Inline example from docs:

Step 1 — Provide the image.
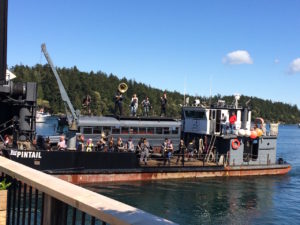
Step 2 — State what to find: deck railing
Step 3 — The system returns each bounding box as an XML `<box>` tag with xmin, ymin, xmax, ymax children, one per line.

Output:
<box><xmin>0</xmin><ymin>156</ymin><xmax>176</xmax><ymax>225</ymax></box>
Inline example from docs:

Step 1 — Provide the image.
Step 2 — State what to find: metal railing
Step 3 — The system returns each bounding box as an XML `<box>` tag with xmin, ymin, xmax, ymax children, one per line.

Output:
<box><xmin>0</xmin><ymin>156</ymin><xmax>176</xmax><ymax>225</ymax></box>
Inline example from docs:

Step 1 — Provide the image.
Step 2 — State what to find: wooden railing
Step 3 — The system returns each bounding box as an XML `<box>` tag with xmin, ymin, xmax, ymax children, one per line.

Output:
<box><xmin>0</xmin><ymin>156</ymin><xmax>176</xmax><ymax>225</ymax></box>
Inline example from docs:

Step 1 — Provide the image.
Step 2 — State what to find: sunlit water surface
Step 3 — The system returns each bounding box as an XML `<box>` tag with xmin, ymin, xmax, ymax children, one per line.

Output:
<box><xmin>82</xmin><ymin>125</ymin><xmax>300</xmax><ymax>225</ymax></box>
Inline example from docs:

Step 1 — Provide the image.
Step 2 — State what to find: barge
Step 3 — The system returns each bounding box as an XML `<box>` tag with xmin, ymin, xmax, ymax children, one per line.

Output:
<box><xmin>1</xmin><ymin>100</ymin><xmax>291</xmax><ymax>184</ymax></box>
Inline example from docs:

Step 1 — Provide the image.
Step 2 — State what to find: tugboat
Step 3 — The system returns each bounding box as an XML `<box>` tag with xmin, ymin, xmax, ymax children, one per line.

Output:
<box><xmin>0</xmin><ymin>1</ymin><xmax>291</xmax><ymax>184</ymax></box>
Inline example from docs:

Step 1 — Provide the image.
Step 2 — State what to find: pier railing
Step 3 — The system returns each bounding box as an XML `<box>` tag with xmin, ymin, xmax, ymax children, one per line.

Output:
<box><xmin>0</xmin><ymin>156</ymin><xmax>176</xmax><ymax>225</ymax></box>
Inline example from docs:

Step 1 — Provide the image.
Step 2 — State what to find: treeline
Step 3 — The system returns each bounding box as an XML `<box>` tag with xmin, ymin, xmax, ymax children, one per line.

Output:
<box><xmin>11</xmin><ymin>64</ymin><xmax>300</xmax><ymax>124</ymax></box>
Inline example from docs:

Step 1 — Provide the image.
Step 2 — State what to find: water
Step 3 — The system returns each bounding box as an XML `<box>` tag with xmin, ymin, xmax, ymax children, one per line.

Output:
<box><xmin>83</xmin><ymin>125</ymin><xmax>300</xmax><ymax>225</ymax></box>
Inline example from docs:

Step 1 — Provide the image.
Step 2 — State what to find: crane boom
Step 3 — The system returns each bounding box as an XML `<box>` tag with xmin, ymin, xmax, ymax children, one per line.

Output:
<box><xmin>41</xmin><ymin>43</ymin><xmax>78</xmax><ymax>129</ymax></box>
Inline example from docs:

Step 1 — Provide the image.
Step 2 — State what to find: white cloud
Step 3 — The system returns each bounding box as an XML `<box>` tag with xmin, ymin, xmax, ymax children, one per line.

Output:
<box><xmin>274</xmin><ymin>58</ymin><xmax>280</xmax><ymax>64</ymax></box>
<box><xmin>289</xmin><ymin>58</ymin><xmax>300</xmax><ymax>74</ymax></box>
<box><xmin>222</xmin><ymin>50</ymin><xmax>253</xmax><ymax>65</ymax></box>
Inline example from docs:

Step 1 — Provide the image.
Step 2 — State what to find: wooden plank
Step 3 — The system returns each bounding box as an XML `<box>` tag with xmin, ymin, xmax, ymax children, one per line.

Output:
<box><xmin>0</xmin><ymin>156</ymin><xmax>176</xmax><ymax>225</ymax></box>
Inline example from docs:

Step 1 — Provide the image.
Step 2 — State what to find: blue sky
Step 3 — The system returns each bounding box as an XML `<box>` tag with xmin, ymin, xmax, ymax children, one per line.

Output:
<box><xmin>6</xmin><ymin>0</ymin><xmax>300</xmax><ymax>107</ymax></box>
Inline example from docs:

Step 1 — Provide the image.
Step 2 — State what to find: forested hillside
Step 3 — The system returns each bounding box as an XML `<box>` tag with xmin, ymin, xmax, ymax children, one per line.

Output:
<box><xmin>11</xmin><ymin>64</ymin><xmax>300</xmax><ymax>124</ymax></box>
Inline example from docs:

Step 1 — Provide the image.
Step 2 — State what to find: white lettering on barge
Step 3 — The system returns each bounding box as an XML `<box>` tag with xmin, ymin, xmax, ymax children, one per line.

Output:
<box><xmin>10</xmin><ymin>150</ymin><xmax>42</xmax><ymax>159</ymax></box>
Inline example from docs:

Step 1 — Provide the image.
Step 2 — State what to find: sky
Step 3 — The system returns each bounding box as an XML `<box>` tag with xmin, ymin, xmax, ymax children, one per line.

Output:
<box><xmin>6</xmin><ymin>0</ymin><xmax>300</xmax><ymax>108</ymax></box>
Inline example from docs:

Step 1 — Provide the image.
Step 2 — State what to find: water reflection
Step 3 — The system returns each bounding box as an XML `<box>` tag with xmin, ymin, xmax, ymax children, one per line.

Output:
<box><xmin>85</xmin><ymin>175</ymin><xmax>291</xmax><ymax>225</ymax></box>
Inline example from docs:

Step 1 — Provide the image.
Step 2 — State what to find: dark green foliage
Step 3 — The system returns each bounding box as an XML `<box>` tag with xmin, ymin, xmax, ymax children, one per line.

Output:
<box><xmin>11</xmin><ymin>64</ymin><xmax>300</xmax><ymax>123</ymax></box>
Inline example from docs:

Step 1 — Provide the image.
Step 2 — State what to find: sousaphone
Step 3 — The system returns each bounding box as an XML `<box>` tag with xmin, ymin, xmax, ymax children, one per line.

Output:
<box><xmin>118</xmin><ymin>83</ymin><xmax>128</xmax><ymax>94</ymax></box>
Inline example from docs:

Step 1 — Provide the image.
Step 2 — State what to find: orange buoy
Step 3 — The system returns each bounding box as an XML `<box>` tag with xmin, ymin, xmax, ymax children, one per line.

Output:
<box><xmin>250</xmin><ymin>131</ymin><xmax>257</xmax><ymax>139</ymax></box>
<box><xmin>231</xmin><ymin>139</ymin><xmax>240</xmax><ymax>150</ymax></box>
<box><xmin>256</xmin><ymin>128</ymin><xmax>263</xmax><ymax>137</ymax></box>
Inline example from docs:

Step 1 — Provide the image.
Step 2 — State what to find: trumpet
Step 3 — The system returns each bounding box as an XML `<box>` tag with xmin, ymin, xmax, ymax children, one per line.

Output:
<box><xmin>118</xmin><ymin>83</ymin><xmax>128</xmax><ymax>94</ymax></box>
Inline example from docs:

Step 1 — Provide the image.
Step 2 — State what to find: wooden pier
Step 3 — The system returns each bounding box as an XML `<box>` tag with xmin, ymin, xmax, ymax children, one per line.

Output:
<box><xmin>0</xmin><ymin>156</ymin><xmax>177</xmax><ymax>225</ymax></box>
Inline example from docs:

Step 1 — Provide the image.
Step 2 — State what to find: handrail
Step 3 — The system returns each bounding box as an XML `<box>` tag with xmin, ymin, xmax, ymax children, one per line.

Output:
<box><xmin>0</xmin><ymin>156</ymin><xmax>176</xmax><ymax>225</ymax></box>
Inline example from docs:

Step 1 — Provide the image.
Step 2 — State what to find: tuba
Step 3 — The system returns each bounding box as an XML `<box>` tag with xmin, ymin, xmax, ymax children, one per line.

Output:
<box><xmin>118</xmin><ymin>83</ymin><xmax>128</xmax><ymax>94</ymax></box>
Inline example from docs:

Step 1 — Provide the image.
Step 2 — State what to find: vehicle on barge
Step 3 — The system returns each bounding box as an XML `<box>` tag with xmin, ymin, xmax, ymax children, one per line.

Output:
<box><xmin>0</xmin><ymin>3</ymin><xmax>291</xmax><ymax>184</ymax></box>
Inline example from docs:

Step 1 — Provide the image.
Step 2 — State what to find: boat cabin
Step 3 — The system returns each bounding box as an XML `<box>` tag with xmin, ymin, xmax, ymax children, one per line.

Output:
<box><xmin>76</xmin><ymin>115</ymin><xmax>181</xmax><ymax>150</ymax></box>
<box><xmin>181</xmin><ymin>97</ymin><xmax>279</xmax><ymax>167</ymax></box>
<box><xmin>182</xmin><ymin>100</ymin><xmax>251</xmax><ymax>136</ymax></box>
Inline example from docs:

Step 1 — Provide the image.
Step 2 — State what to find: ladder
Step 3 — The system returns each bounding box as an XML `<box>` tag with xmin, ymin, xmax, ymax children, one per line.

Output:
<box><xmin>205</xmin><ymin>134</ymin><xmax>216</xmax><ymax>162</ymax></box>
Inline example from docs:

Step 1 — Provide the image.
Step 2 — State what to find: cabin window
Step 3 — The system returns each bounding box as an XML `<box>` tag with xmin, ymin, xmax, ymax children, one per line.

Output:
<box><xmin>252</xmin><ymin>139</ymin><xmax>259</xmax><ymax>160</ymax></box>
<box><xmin>209</xmin><ymin>110</ymin><xmax>216</xmax><ymax>120</ymax></box>
<box><xmin>139</xmin><ymin>127</ymin><xmax>146</xmax><ymax>134</ymax></box>
<box><xmin>172</xmin><ymin>127</ymin><xmax>179</xmax><ymax>134</ymax></box>
<box><xmin>156</xmin><ymin>127</ymin><xmax>163</xmax><ymax>134</ymax></box>
<box><xmin>103</xmin><ymin>126</ymin><xmax>111</xmax><ymax>135</ymax></box>
<box><xmin>185</xmin><ymin>111</ymin><xmax>206</xmax><ymax>119</ymax></box>
<box><xmin>129</xmin><ymin>127</ymin><xmax>138</xmax><ymax>134</ymax></box>
<box><xmin>163</xmin><ymin>127</ymin><xmax>170</xmax><ymax>134</ymax></box>
<box><xmin>112</xmin><ymin>127</ymin><xmax>120</xmax><ymax>134</ymax></box>
<box><xmin>83</xmin><ymin>127</ymin><xmax>92</xmax><ymax>134</ymax></box>
<box><xmin>121</xmin><ymin>127</ymin><xmax>129</xmax><ymax>134</ymax></box>
<box><xmin>93</xmin><ymin>127</ymin><xmax>102</xmax><ymax>134</ymax></box>
<box><xmin>147</xmin><ymin>127</ymin><xmax>154</xmax><ymax>134</ymax></box>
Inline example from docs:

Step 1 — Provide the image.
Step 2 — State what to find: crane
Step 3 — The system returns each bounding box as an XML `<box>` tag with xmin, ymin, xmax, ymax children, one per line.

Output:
<box><xmin>41</xmin><ymin>43</ymin><xmax>78</xmax><ymax>131</ymax></box>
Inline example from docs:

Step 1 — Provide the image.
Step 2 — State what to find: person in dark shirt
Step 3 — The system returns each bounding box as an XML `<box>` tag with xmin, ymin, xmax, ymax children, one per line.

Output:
<box><xmin>76</xmin><ymin>135</ymin><xmax>85</xmax><ymax>151</ymax></box>
<box><xmin>108</xmin><ymin>137</ymin><xmax>116</xmax><ymax>152</ymax></box>
<box><xmin>176</xmin><ymin>139</ymin><xmax>186</xmax><ymax>166</ymax></box>
<box><xmin>160</xmin><ymin>92</ymin><xmax>167</xmax><ymax>117</ymax></box>
<box><xmin>114</xmin><ymin>90</ymin><xmax>124</xmax><ymax>116</ymax></box>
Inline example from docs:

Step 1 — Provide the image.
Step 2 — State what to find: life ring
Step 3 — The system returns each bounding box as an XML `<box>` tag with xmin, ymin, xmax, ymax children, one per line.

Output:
<box><xmin>231</xmin><ymin>139</ymin><xmax>240</xmax><ymax>150</ymax></box>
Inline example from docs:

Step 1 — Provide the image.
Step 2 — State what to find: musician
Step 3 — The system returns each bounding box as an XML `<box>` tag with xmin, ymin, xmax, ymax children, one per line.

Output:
<box><xmin>130</xmin><ymin>94</ymin><xmax>138</xmax><ymax>117</ymax></box>
<box><xmin>176</xmin><ymin>139</ymin><xmax>186</xmax><ymax>166</ymax></box>
<box><xmin>114</xmin><ymin>90</ymin><xmax>123</xmax><ymax>116</ymax></box>
<box><xmin>160</xmin><ymin>92</ymin><xmax>167</xmax><ymax>117</ymax></box>
<box><xmin>141</xmin><ymin>97</ymin><xmax>151</xmax><ymax>117</ymax></box>
<box><xmin>140</xmin><ymin>138</ymin><xmax>150</xmax><ymax>165</ymax></box>
<box><xmin>161</xmin><ymin>138</ymin><xmax>169</xmax><ymax>165</ymax></box>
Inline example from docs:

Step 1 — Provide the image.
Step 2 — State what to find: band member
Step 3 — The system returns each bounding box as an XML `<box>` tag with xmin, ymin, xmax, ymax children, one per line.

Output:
<box><xmin>141</xmin><ymin>97</ymin><xmax>151</xmax><ymax>117</ymax></box>
<box><xmin>140</xmin><ymin>138</ymin><xmax>150</xmax><ymax>165</ymax></box>
<box><xmin>130</xmin><ymin>94</ymin><xmax>138</xmax><ymax>117</ymax></box>
<box><xmin>116</xmin><ymin>137</ymin><xmax>125</xmax><ymax>152</ymax></box>
<box><xmin>114</xmin><ymin>90</ymin><xmax>124</xmax><ymax>116</ymax></box>
<box><xmin>126</xmin><ymin>137</ymin><xmax>135</xmax><ymax>152</ymax></box>
<box><xmin>176</xmin><ymin>139</ymin><xmax>186</xmax><ymax>166</ymax></box>
<box><xmin>160</xmin><ymin>92</ymin><xmax>167</xmax><ymax>117</ymax></box>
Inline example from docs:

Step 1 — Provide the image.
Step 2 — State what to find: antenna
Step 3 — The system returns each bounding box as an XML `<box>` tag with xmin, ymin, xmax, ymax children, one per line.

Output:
<box><xmin>183</xmin><ymin>75</ymin><xmax>186</xmax><ymax>106</ymax></box>
<box><xmin>209</xmin><ymin>75</ymin><xmax>212</xmax><ymax>106</ymax></box>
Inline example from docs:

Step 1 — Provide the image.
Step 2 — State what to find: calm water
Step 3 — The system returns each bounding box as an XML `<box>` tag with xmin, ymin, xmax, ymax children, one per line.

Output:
<box><xmin>83</xmin><ymin>125</ymin><xmax>300</xmax><ymax>225</ymax></box>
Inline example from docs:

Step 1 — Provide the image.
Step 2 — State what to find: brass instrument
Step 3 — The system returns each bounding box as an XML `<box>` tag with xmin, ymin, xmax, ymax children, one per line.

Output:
<box><xmin>118</xmin><ymin>83</ymin><xmax>128</xmax><ymax>94</ymax></box>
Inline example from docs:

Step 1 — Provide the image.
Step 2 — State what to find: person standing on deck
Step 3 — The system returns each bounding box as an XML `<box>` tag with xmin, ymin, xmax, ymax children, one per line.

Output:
<box><xmin>141</xmin><ymin>97</ymin><xmax>151</xmax><ymax>117</ymax></box>
<box><xmin>176</xmin><ymin>139</ymin><xmax>186</xmax><ymax>166</ymax></box>
<box><xmin>140</xmin><ymin>138</ymin><xmax>150</xmax><ymax>165</ymax></box>
<box><xmin>57</xmin><ymin>135</ymin><xmax>67</xmax><ymax>151</ymax></box>
<box><xmin>86</xmin><ymin>138</ymin><xmax>94</xmax><ymax>152</ymax></box>
<box><xmin>162</xmin><ymin>138</ymin><xmax>169</xmax><ymax>165</ymax></box>
<box><xmin>114</xmin><ymin>90</ymin><xmax>124</xmax><ymax>116</ymax></box>
<box><xmin>160</xmin><ymin>92</ymin><xmax>167</xmax><ymax>117</ymax></box>
<box><xmin>220</xmin><ymin>113</ymin><xmax>227</xmax><ymax>135</ymax></box>
<box><xmin>187</xmin><ymin>139</ymin><xmax>196</xmax><ymax>160</ymax></box>
<box><xmin>229</xmin><ymin>112</ymin><xmax>237</xmax><ymax>134</ymax></box>
<box><xmin>165</xmin><ymin>140</ymin><xmax>174</xmax><ymax>166</ymax></box>
<box><xmin>130</xmin><ymin>94</ymin><xmax>138</xmax><ymax>117</ymax></box>
<box><xmin>76</xmin><ymin>135</ymin><xmax>85</xmax><ymax>151</ymax></box>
